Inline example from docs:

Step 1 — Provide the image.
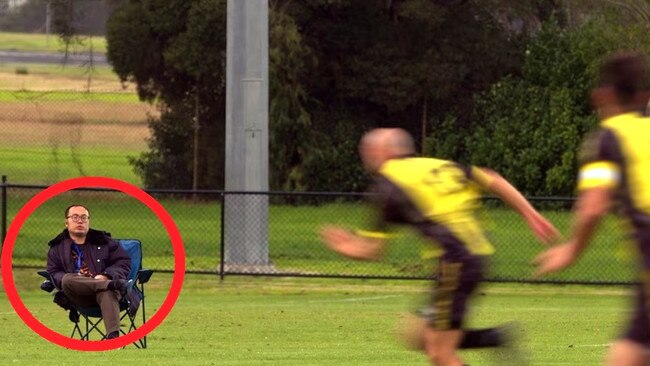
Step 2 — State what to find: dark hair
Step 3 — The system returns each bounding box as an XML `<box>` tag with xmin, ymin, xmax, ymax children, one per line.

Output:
<box><xmin>599</xmin><ymin>51</ymin><xmax>649</xmax><ymax>105</ymax></box>
<box><xmin>65</xmin><ymin>204</ymin><xmax>89</xmax><ymax>218</ymax></box>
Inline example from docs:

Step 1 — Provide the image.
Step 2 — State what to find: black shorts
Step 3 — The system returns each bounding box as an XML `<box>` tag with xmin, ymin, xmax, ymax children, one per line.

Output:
<box><xmin>623</xmin><ymin>281</ymin><xmax>650</xmax><ymax>346</ymax></box>
<box><xmin>421</xmin><ymin>255</ymin><xmax>485</xmax><ymax>330</ymax></box>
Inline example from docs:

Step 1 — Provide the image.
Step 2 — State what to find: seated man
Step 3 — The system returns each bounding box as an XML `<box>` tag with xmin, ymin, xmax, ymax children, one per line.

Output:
<box><xmin>46</xmin><ymin>204</ymin><xmax>131</xmax><ymax>339</ymax></box>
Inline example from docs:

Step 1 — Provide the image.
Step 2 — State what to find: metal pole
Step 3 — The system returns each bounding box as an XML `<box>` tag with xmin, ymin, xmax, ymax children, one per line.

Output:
<box><xmin>219</xmin><ymin>192</ymin><xmax>225</xmax><ymax>280</ymax></box>
<box><xmin>1</xmin><ymin>175</ymin><xmax>6</xmax><ymax>248</ymax></box>
<box><xmin>224</xmin><ymin>0</ymin><xmax>271</xmax><ymax>272</ymax></box>
<box><xmin>45</xmin><ymin>1</ymin><xmax>52</xmax><ymax>46</ymax></box>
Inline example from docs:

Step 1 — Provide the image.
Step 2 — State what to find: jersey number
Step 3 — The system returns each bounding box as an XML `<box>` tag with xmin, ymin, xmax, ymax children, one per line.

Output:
<box><xmin>424</xmin><ymin>164</ymin><xmax>468</xmax><ymax>194</ymax></box>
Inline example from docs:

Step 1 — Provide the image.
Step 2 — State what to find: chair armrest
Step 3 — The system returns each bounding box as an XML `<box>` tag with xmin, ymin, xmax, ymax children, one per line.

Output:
<box><xmin>137</xmin><ymin>269</ymin><xmax>154</xmax><ymax>284</ymax></box>
<box><xmin>37</xmin><ymin>270</ymin><xmax>56</xmax><ymax>292</ymax></box>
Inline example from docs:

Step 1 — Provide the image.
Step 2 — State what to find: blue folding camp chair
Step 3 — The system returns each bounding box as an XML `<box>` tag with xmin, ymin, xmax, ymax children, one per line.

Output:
<box><xmin>39</xmin><ymin>239</ymin><xmax>153</xmax><ymax>348</ymax></box>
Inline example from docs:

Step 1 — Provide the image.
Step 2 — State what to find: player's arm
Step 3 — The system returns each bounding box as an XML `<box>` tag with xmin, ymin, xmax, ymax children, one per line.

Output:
<box><xmin>565</xmin><ymin>185</ymin><xmax>612</xmax><ymax>257</ymax></box>
<box><xmin>472</xmin><ymin>167</ymin><xmax>559</xmax><ymax>244</ymax></box>
<box><xmin>535</xmin><ymin>162</ymin><xmax>616</xmax><ymax>275</ymax></box>
<box><xmin>320</xmin><ymin>226</ymin><xmax>385</xmax><ymax>261</ymax></box>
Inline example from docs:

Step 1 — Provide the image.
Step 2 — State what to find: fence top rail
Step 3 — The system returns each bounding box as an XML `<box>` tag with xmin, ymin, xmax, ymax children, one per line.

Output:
<box><xmin>1</xmin><ymin>178</ymin><xmax>577</xmax><ymax>201</ymax></box>
<box><xmin>1</xmin><ymin>187</ymin><xmax>577</xmax><ymax>200</ymax></box>
<box><xmin>1</xmin><ymin>183</ymin><xmax>370</xmax><ymax>197</ymax></box>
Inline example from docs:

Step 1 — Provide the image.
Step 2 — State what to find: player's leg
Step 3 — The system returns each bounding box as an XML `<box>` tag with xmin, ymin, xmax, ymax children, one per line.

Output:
<box><xmin>460</xmin><ymin>326</ymin><xmax>509</xmax><ymax>348</ymax></box>
<box><xmin>398</xmin><ymin>313</ymin><xmax>508</xmax><ymax>351</ymax></box>
<box><xmin>604</xmin><ymin>339</ymin><xmax>648</xmax><ymax>366</ymax></box>
<box><xmin>423</xmin><ymin>327</ymin><xmax>465</xmax><ymax>366</ymax></box>
<box><xmin>609</xmin><ymin>283</ymin><xmax>650</xmax><ymax>366</ymax></box>
<box><xmin>422</xmin><ymin>258</ymin><xmax>480</xmax><ymax>365</ymax></box>
<box><xmin>397</xmin><ymin>312</ymin><xmax>428</xmax><ymax>351</ymax></box>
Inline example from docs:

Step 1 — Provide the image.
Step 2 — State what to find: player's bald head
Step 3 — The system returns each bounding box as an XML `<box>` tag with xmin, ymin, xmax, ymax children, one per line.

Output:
<box><xmin>359</xmin><ymin>128</ymin><xmax>415</xmax><ymax>171</ymax></box>
<box><xmin>361</xmin><ymin>128</ymin><xmax>414</xmax><ymax>153</ymax></box>
<box><xmin>386</xmin><ymin>128</ymin><xmax>416</xmax><ymax>156</ymax></box>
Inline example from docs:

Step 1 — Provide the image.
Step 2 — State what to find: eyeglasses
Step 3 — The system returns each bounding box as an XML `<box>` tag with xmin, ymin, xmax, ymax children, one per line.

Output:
<box><xmin>66</xmin><ymin>215</ymin><xmax>89</xmax><ymax>223</ymax></box>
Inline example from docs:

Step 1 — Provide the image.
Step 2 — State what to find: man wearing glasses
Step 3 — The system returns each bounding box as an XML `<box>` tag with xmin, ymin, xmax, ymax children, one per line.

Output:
<box><xmin>46</xmin><ymin>204</ymin><xmax>131</xmax><ymax>339</ymax></box>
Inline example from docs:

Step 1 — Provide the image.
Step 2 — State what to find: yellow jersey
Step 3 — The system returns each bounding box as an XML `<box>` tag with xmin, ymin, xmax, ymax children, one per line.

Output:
<box><xmin>360</xmin><ymin>157</ymin><xmax>494</xmax><ymax>259</ymax></box>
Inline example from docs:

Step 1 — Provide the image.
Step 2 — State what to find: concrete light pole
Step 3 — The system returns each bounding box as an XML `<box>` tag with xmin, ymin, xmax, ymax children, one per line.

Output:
<box><xmin>224</xmin><ymin>0</ymin><xmax>272</xmax><ymax>272</ymax></box>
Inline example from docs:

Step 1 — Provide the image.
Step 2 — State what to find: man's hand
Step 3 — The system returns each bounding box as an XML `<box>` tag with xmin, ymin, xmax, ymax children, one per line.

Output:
<box><xmin>533</xmin><ymin>241</ymin><xmax>580</xmax><ymax>276</ymax></box>
<box><xmin>320</xmin><ymin>226</ymin><xmax>383</xmax><ymax>261</ymax></box>
<box><xmin>524</xmin><ymin>211</ymin><xmax>560</xmax><ymax>245</ymax></box>
<box><xmin>94</xmin><ymin>274</ymin><xmax>110</xmax><ymax>281</ymax></box>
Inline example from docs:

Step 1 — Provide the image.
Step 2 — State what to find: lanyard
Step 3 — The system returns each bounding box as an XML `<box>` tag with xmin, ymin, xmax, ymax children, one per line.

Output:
<box><xmin>72</xmin><ymin>244</ymin><xmax>83</xmax><ymax>272</ymax></box>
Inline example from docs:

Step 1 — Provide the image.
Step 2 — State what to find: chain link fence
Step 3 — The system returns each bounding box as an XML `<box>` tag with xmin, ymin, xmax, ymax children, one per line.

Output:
<box><xmin>0</xmin><ymin>88</ymin><xmax>154</xmax><ymax>185</ymax></box>
<box><xmin>0</xmin><ymin>180</ymin><xmax>638</xmax><ymax>285</ymax></box>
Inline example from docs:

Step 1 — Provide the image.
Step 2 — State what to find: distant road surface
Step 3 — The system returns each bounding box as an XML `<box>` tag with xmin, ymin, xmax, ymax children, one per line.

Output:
<box><xmin>0</xmin><ymin>50</ymin><xmax>108</xmax><ymax>66</ymax></box>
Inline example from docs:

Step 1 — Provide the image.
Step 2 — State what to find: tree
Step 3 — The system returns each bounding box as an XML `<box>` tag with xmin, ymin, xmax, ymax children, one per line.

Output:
<box><xmin>268</xmin><ymin>3</ymin><xmax>317</xmax><ymax>191</ymax></box>
<box><xmin>463</xmin><ymin>18</ymin><xmax>650</xmax><ymax>196</ymax></box>
<box><xmin>106</xmin><ymin>0</ymin><xmax>227</xmax><ymax>189</ymax></box>
<box><xmin>276</xmin><ymin>0</ymin><xmax>527</xmax><ymax>191</ymax></box>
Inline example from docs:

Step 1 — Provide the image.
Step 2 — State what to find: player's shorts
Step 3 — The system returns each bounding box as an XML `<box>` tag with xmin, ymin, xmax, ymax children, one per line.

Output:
<box><xmin>419</xmin><ymin>255</ymin><xmax>485</xmax><ymax>330</ymax></box>
<box><xmin>623</xmin><ymin>281</ymin><xmax>650</xmax><ymax>346</ymax></box>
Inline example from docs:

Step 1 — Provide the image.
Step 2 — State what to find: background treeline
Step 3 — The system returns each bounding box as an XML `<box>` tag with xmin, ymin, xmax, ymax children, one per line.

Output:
<box><xmin>25</xmin><ymin>0</ymin><xmax>650</xmax><ymax>194</ymax></box>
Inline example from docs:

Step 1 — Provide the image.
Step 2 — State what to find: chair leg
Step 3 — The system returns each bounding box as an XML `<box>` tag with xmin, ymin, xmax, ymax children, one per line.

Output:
<box><xmin>70</xmin><ymin>321</ymin><xmax>83</xmax><ymax>339</ymax></box>
<box><xmin>141</xmin><ymin>295</ymin><xmax>147</xmax><ymax>348</ymax></box>
<box><xmin>77</xmin><ymin>316</ymin><xmax>104</xmax><ymax>341</ymax></box>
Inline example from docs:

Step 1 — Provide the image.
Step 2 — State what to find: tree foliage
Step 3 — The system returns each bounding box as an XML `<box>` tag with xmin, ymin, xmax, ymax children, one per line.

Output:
<box><xmin>98</xmin><ymin>0</ymin><xmax>650</xmax><ymax>194</ymax></box>
<box><xmin>106</xmin><ymin>0</ymin><xmax>226</xmax><ymax>189</ymax></box>
<box><xmin>462</xmin><ymin>18</ymin><xmax>650</xmax><ymax>196</ymax></box>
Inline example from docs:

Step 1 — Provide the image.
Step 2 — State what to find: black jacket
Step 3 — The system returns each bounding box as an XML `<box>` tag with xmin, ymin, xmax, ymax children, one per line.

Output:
<box><xmin>46</xmin><ymin>229</ymin><xmax>131</xmax><ymax>289</ymax></box>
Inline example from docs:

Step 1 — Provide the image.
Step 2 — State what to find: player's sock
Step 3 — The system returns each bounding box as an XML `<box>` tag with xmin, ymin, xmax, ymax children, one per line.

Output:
<box><xmin>459</xmin><ymin>327</ymin><xmax>504</xmax><ymax>349</ymax></box>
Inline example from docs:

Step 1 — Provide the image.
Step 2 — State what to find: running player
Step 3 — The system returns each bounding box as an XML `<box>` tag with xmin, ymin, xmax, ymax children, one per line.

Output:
<box><xmin>535</xmin><ymin>51</ymin><xmax>650</xmax><ymax>366</ymax></box>
<box><xmin>322</xmin><ymin>128</ymin><xmax>558</xmax><ymax>366</ymax></box>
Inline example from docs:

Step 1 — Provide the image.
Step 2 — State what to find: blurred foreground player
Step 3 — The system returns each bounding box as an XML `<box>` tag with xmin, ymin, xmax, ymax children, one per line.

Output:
<box><xmin>535</xmin><ymin>52</ymin><xmax>650</xmax><ymax>366</ymax></box>
<box><xmin>322</xmin><ymin>128</ymin><xmax>558</xmax><ymax>366</ymax></box>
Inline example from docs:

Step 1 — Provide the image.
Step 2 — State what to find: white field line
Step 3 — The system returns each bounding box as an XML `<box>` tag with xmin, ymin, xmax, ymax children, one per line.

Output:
<box><xmin>241</xmin><ymin>294</ymin><xmax>404</xmax><ymax>307</ymax></box>
<box><xmin>557</xmin><ymin>343</ymin><xmax>612</xmax><ymax>348</ymax></box>
<box><xmin>489</xmin><ymin>307</ymin><xmax>622</xmax><ymax>312</ymax></box>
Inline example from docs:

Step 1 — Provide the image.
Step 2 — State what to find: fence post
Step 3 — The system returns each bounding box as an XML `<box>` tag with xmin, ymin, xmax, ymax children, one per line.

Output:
<box><xmin>1</xmin><ymin>175</ymin><xmax>6</xmax><ymax>257</ymax></box>
<box><xmin>220</xmin><ymin>192</ymin><xmax>225</xmax><ymax>280</ymax></box>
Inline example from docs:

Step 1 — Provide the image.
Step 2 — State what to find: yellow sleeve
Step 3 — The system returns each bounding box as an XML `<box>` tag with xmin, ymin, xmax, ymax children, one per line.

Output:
<box><xmin>577</xmin><ymin>161</ymin><xmax>620</xmax><ymax>190</ymax></box>
<box><xmin>470</xmin><ymin>167</ymin><xmax>494</xmax><ymax>188</ymax></box>
<box><xmin>355</xmin><ymin>230</ymin><xmax>392</xmax><ymax>239</ymax></box>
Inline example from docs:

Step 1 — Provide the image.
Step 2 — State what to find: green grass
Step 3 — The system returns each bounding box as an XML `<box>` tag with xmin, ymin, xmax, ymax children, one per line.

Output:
<box><xmin>0</xmin><ymin>271</ymin><xmax>629</xmax><ymax>365</ymax></box>
<box><xmin>0</xmin><ymin>90</ymin><xmax>141</xmax><ymax>103</ymax></box>
<box><xmin>0</xmin><ymin>62</ymin><xmax>119</xmax><ymax>81</ymax></box>
<box><xmin>0</xmin><ymin>31</ymin><xmax>107</xmax><ymax>54</ymax></box>
<box><xmin>1</xmin><ymin>147</ymin><xmax>144</xmax><ymax>185</ymax></box>
<box><xmin>3</xmin><ymin>192</ymin><xmax>637</xmax><ymax>283</ymax></box>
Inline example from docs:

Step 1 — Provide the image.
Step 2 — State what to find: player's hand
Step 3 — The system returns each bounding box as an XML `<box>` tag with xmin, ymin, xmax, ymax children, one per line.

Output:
<box><xmin>321</xmin><ymin>226</ymin><xmax>354</xmax><ymax>254</ymax></box>
<box><xmin>525</xmin><ymin>212</ymin><xmax>560</xmax><ymax>245</ymax></box>
<box><xmin>321</xmin><ymin>226</ymin><xmax>354</xmax><ymax>244</ymax></box>
<box><xmin>94</xmin><ymin>274</ymin><xmax>109</xmax><ymax>281</ymax></box>
<box><xmin>533</xmin><ymin>241</ymin><xmax>579</xmax><ymax>276</ymax></box>
<box><xmin>320</xmin><ymin>226</ymin><xmax>382</xmax><ymax>261</ymax></box>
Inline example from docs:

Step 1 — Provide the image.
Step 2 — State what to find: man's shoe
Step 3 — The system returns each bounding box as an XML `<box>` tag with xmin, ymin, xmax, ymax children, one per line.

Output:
<box><xmin>40</xmin><ymin>280</ymin><xmax>55</xmax><ymax>292</ymax></box>
<box><xmin>106</xmin><ymin>331</ymin><xmax>119</xmax><ymax>339</ymax></box>
<box><xmin>492</xmin><ymin>322</ymin><xmax>530</xmax><ymax>366</ymax></box>
<box><xmin>68</xmin><ymin>309</ymin><xmax>79</xmax><ymax>323</ymax></box>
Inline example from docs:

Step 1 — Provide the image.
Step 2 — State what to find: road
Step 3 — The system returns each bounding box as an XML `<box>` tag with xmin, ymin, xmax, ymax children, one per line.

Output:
<box><xmin>0</xmin><ymin>50</ymin><xmax>109</xmax><ymax>66</ymax></box>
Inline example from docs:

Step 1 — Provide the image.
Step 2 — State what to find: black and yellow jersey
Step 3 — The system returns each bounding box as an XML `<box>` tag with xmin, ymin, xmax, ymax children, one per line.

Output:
<box><xmin>578</xmin><ymin>112</ymin><xmax>650</xmax><ymax>265</ymax></box>
<box><xmin>359</xmin><ymin>157</ymin><xmax>494</xmax><ymax>259</ymax></box>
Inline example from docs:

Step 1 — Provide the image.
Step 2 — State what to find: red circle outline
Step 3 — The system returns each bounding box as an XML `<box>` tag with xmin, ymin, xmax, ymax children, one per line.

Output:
<box><xmin>1</xmin><ymin>177</ymin><xmax>185</xmax><ymax>351</ymax></box>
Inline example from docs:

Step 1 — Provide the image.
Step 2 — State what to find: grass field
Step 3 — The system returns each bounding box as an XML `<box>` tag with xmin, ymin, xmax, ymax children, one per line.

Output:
<box><xmin>0</xmin><ymin>64</ymin><xmax>153</xmax><ymax>185</ymax></box>
<box><xmin>0</xmin><ymin>31</ymin><xmax>107</xmax><ymax>54</ymax></box>
<box><xmin>0</xmin><ymin>31</ymin><xmax>151</xmax><ymax>186</ymax></box>
<box><xmin>0</xmin><ymin>90</ymin><xmax>141</xmax><ymax>103</ymax></box>
<box><xmin>0</xmin><ymin>270</ymin><xmax>632</xmax><ymax>365</ymax></box>
<box><xmin>0</xmin><ymin>62</ymin><xmax>121</xmax><ymax>84</ymax></box>
<box><xmin>2</xmin><ymin>188</ymin><xmax>636</xmax><ymax>283</ymax></box>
